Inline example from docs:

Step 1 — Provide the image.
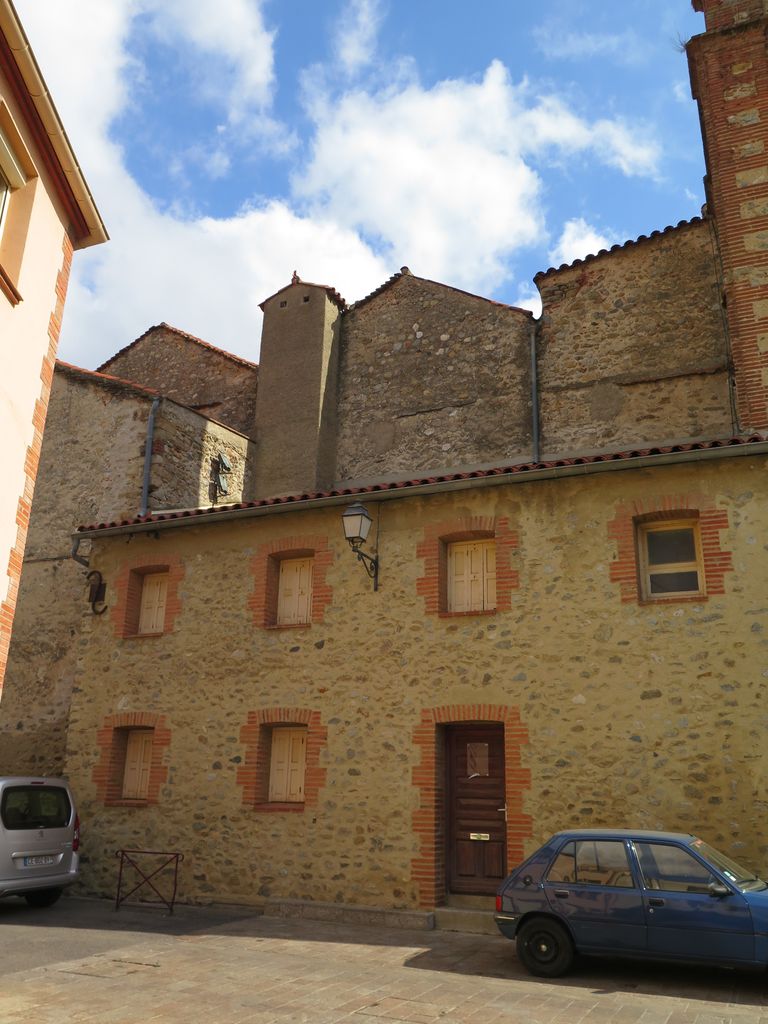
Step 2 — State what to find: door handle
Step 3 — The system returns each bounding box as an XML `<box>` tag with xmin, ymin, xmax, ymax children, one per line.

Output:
<box><xmin>553</xmin><ymin>890</ymin><xmax>569</xmax><ymax>899</ymax></box>
<box><xmin>497</xmin><ymin>805</ymin><xmax>507</xmax><ymax>822</ymax></box>
<box><xmin>648</xmin><ymin>897</ymin><xmax>665</xmax><ymax>907</ymax></box>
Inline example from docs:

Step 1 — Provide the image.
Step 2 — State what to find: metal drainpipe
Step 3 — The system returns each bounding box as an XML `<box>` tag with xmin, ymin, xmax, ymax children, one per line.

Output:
<box><xmin>139</xmin><ymin>398</ymin><xmax>161</xmax><ymax>517</ymax></box>
<box><xmin>530</xmin><ymin>318</ymin><xmax>541</xmax><ymax>464</ymax></box>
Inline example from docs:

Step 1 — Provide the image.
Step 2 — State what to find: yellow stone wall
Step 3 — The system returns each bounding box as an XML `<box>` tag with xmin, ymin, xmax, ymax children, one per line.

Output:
<box><xmin>65</xmin><ymin>452</ymin><xmax>768</xmax><ymax>908</ymax></box>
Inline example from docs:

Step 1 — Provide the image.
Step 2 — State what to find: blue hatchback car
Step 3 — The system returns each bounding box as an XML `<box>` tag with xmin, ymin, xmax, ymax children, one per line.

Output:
<box><xmin>495</xmin><ymin>829</ymin><xmax>768</xmax><ymax>977</ymax></box>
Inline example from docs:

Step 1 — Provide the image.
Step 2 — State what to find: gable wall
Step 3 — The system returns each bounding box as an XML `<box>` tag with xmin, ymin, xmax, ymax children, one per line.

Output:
<box><xmin>335</xmin><ymin>274</ymin><xmax>534</xmax><ymax>483</ymax></box>
<box><xmin>536</xmin><ymin>220</ymin><xmax>734</xmax><ymax>454</ymax></box>
<box><xmin>102</xmin><ymin>326</ymin><xmax>259</xmax><ymax>437</ymax></box>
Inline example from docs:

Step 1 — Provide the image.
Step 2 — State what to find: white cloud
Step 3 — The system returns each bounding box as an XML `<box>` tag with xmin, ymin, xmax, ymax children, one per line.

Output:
<box><xmin>14</xmin><ymin>2</ymin><xmax>663</xmax><ymax>368</ymax></box>
<box><xmin>143</xmin><ymin>0</ymin><xmax>276</xmax><ymax>124</ymax></box>
<box><xmin>674</xmin><ymin>80</ymin><xmax>690</xmax><ymax>104</ymax></box>
<box><xmin>534</xmin><ymin>25</ymin><xmax>651</xmax><ymax>66</ymax></box>
<box><xmin>548</xmin><ymin>218</ymin><xmax>619</xmax><ymax>269</ymax></box>
<box><xmin>514</xmin><ymin>283</ymin><xmax>542</xmax><ymax>318</ymax></box>
<box><xmin>336</xmin><ymin>0</ymin><xmax>383</xmax><ymax>76</ymax></box>
<box><xmin>295</xmin><ymin>61</ymin><xmax>659</xmax><ymax>293</ymax></box>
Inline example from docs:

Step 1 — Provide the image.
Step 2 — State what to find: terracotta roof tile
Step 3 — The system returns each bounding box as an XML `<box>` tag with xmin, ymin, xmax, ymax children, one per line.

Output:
<box><xmin>349</xmin><ymin>266</ymin><xmax>531</xmax><ymax>314</ymax></box>
<box><xmin>97</xmin><ymin>323</ymin><xmax>259</xmax><ymax>373</ymax></box>
<box><xmin>534</xmin><ymin>217</ymin><xmax>705</xmax><ymax>281</ymax></box>
<box><xmin>258</xmin><ymin>275</ymin><xmax>347</xmax><ymax>312</ymax></box>
<box><xmin>78</xmin><ymin>433</ymin><xmax>767</xmax><ymax>534</ymax></box>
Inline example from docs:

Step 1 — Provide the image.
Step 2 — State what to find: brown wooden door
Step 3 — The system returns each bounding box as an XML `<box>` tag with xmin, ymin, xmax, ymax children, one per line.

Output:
<box><xmin>447</xmin><ymin>725</ymin><xmax>506</xmax><ymax>894</ymax></box>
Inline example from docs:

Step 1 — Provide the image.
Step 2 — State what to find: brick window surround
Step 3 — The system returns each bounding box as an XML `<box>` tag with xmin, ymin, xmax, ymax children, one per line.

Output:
<box><xmin>248</xmin><ymin>535</ymin><xmax>333</xmax><ymax>628</ymax></box>
<box><xmin>92</xmin><ymin>711</ymin><xmax>171</xmax><ymax>806</ymax></box>
<box><xmin>416</xmin><ymin>516</ymin><xmax>519</xmax><ymax>617</ymax></box>
<box><xmin>608</xmin><ymin>495</ymin><xmax>733</xmax><ymax>604</ymax></box>
<box><xmin>411</xmin><ymin>704</ymin><xmax>532</xmax><ymax>909</ymax></box>
<box><xmin>237</xmin><ymin>707</ymin><xmax>328</xmax><ymax>812</ymax></box>
<box><xmin>110</xmin><ymin>554</ymin><xmax>185</xmax><ymax>638</ymax></box>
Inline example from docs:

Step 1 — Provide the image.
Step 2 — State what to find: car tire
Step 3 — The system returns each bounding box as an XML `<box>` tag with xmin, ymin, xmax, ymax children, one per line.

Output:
<box><xmin>516</xmin><ymin>917</ymin><xmax>574</xmax><ymax>977</ymax></box>
<box><xmin>24</xmin><ymin>887</ymin><xmax>63</xmax><ymax>908</ymax></box>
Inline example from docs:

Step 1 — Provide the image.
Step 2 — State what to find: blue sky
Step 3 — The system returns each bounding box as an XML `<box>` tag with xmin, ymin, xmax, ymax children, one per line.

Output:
<box><xmin>16</xmin><ymin>0</ymin><xmax>705</xmax><ymax>368</ymax></box>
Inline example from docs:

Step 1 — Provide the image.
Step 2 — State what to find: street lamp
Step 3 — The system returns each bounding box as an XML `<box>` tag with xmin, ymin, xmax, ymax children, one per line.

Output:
<box><xmin>341</xmin><ymin>502</ymin><xmax>379</xmax><ymax>591</ymax></box>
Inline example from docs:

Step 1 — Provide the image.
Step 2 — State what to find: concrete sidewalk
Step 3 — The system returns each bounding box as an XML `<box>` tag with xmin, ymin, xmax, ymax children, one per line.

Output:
<box><xmin>0</xmin><ymin>898</ymin><xmax>767</xmax><ymax>1023</ymax></box>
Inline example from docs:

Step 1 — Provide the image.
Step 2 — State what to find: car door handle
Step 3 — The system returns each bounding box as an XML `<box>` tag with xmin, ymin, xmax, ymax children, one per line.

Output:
<box><xmin>648</xmin><ymin>897</ymin><xmax>665</xmax><ymax>907</ymax></box>
<box><xmin>553</xmin><ymin>890</ymin><xmax>569</xmax><ymax>899</ymax></box>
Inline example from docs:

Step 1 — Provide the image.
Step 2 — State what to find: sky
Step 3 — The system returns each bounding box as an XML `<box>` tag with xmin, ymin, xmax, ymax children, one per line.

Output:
<box><xmin>15</xmin><ymin>0</ymin><xmax>706</xmax><ymax>369</ymax></box>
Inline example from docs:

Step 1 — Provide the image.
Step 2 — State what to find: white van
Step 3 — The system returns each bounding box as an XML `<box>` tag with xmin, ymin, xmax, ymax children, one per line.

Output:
<box><xmin>0</xmin><ymin>777</ymin><xmax>80</xmax><ymax>907</ymax></box>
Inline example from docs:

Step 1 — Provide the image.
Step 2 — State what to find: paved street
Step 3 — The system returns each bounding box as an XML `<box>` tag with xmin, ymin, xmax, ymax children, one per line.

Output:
<box><xmin>1</xmin><ymin>897</ymin><xmax>767</xmax><ymax>1023</ymax></box>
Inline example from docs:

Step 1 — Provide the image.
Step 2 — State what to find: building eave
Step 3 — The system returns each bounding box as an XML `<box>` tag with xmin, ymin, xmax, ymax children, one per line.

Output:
<box><xmin>0</xmin><ymin>0</ymin><xmax>107</xmax><ymax>249</ymax></box>
<box><xmin>74</xmin><ymin>434</ymin><xmax>768</xmax><ymax>540</ymax></box>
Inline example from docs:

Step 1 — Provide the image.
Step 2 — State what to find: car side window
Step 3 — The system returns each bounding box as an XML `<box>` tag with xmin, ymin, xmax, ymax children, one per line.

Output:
<box><xmin>547</xmin><ymin>840</ymin><xmax>634</xmax><ymax>888</ymax></box>
<box><xmin>635</xmin><ymin>842</ymin><xmax>718</xmax><ymax>894</ymax></box>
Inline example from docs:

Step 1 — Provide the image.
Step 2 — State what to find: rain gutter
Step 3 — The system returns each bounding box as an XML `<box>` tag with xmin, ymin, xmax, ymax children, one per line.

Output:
<box><xmin>73</xmin><ymin>439</ymin><xmax>768</xmax><ymax>542</ymax></box>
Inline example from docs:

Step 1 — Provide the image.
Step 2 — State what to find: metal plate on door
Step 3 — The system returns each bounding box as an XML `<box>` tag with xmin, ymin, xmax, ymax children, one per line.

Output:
<box><xmin>469</xmin><ymin>832</ymin><xmax>490</xmax><ymax>841</ymax></box>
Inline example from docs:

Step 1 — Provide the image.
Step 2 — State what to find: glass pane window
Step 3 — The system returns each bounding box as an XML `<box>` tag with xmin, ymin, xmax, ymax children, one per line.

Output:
<box><xmin>466</xmin><ymin>742</ymin><xmax>489</xmax><ymax>778</ymax></box>
<box><xmin>1</xmin><ymin>786</ymin><xmax>70</xmax><ymax>829</ymax></box>
<box><xmin>637</xmin><ymin>521</ymin><xmax>703</xmax><ymax>600</ymax></box>
<box><xmin>646</xmin><ymin>529</ymin><xmax>697</xmax><ymax>565</ymax></box>
<box><xmin>635</xmin><ymin>842</ymin><xmax>717</xmax><ymax>894</ymax></box>
<box><xmin>546</xmin><ymin>840</ymin><xmax>634</xmax><ymax>887</ymax></box>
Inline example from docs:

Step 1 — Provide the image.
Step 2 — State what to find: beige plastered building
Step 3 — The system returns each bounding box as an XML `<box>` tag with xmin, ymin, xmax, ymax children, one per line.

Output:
<box><xmin>0</xmin><ymin>0</ymin><xmax>106</xmax><ymax>689</ymax></box>
<box><xmin>2</xmin><ymin>0</ymin><xmax>768</xmax><ymax>922</ymax></box>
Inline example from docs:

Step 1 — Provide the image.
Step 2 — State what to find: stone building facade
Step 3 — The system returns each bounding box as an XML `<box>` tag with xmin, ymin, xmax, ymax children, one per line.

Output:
<box><xmin>2</xmin><ymin>0</ymin><xmax>768</xmax><ymax>917</ymax></box>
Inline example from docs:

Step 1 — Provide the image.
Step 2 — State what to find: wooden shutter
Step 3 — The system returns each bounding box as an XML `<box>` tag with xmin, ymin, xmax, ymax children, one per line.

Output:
<box><xmin>268</xmin><ymin>727</ymin><xmax>307</xmax><ymax>802</ymax></box>
<box><xmin>122</xmin><ymin>730</ymin><xmax>153</xmax><ymax>799</ymax></box>
<box><xmin>138</xmin><ymin>573</ymin><xmax>168</xmax><ymax>634</ymax></box>
<box><xmin>277</xmin><ymin>558</ymin><xmax>313</xmax><ymax>625</ymax></box>
<box><xmin>448</xmin><ymin>541</ymin><xmax>495</xmax><ymax>612</ymax></box>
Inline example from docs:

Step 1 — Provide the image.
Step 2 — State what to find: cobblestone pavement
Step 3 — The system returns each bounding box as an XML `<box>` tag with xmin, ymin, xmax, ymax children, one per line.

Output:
<box><xmin>1</xmin><ymin>898</ymin><xmax>768</xmax><ymax>1023</ymax></box>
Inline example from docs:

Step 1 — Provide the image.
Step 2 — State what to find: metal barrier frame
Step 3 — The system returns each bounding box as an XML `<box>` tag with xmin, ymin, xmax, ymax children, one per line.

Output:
<box><xmin>115</xmin><ymin>849</ymin><xmax>184</xmax><ymax>914</ymax></box>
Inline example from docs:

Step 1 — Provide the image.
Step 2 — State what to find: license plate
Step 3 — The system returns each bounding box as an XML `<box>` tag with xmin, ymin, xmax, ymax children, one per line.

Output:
<box><xmin>23</xmin><ymin>855</ymin><xmax>55</xmax><ymax>867</ymax></box>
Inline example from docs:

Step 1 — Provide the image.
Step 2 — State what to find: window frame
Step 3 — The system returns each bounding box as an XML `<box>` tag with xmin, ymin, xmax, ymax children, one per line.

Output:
<box><xmin>0</xmin><ymin>107</ymin><xmax>35</xmax><ymax>305</ymax></box>
<box><xmin>137</xmin><ymin>571</ymin><xmax>169</xmax><ymax>635</ymax></box>
<box><xmin>267</xmin><ymin>725</ymin><xmax>307</xmax><ymax>804</ymax></box>
<box><xmin>276</xmin><ymin>556</ymin><xmax>313</xmax><ymax>627</ymax></box>
<box><xmin>120</xmin><ymin>728</ymin><xmax>154</xmax><ymax>801</ymax></box>
<box><xmin>446</xmin><ymin>538</ymin><xmax>497</xmax><ymax>614</ymax></box>
<box><xmin>636</xmin><ymin>518</ymin><xmax>705</xmax><ymax>601</ymax></box>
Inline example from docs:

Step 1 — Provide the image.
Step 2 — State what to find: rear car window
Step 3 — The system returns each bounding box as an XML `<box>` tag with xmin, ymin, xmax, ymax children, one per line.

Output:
<box><xmin>547</xmin><ymin>840</ymin><xmax>635</xmax><ymax>888</ymax></box>
<box><xmin>1</xmin><ymin>786</ymin><xmax>71</xmax><ymax>830</ymax></box>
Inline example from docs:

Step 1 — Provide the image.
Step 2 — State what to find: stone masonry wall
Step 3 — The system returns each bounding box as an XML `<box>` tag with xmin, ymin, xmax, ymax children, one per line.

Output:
<box><xmin>0</xmin><ymin>368</ymin><xmax>150</xmax><ymax>775</ymax></box>
<box><xmin>536</xmin><ymin>219</ymin><xmax>734</xmax><ymax>454</ymax></box>
<box><xmin>0</xmin><ymin>368</ymin><xmax>251</xmax><ymax>776</ymax></box>
<box><xmin>64</xmin><ymin>453</ymin><xmax>768</xmax><ymax>910</ymax></box>
<box><xmin>100</xmin><ymin>325</ymin><xmax>259</xmax><ymax>438</ymax></box>
<box><xmin>152</xmin><ymin>402</ymin><xmax>251</xmax><ymax>510</ymax></box>
<box><xmin>335</xmin><ymin>273</ymin><xmax>535</xmax><ymax>483</ymax></box>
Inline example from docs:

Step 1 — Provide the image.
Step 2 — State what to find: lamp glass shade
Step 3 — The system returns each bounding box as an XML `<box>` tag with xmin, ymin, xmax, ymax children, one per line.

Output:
<box><xmin>342</xmin><ymin>503</ymin><xmax>372</xmax><ymax>545</ymax></box>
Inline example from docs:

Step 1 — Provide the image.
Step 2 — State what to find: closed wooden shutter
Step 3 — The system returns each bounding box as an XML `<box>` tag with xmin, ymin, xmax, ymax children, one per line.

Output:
<box><xmin>448</xmin><ymin>541</ymin><xmax>496</xmax><ymax>612</ymax></box>
<box><xmin>138</xmin><ymin>573</ymin><xmax>168</xmax><ymax>634</ymax></box>
<box><xmin>122</xmin><ymin>730</ymin><xmax>153</xmax><ymax>799</ymax></box>
<box><xmin>277</xmin><ymin>558</ymin><xmax>313</xmax><ymax>625</ymax></box>
<box><xmin>268</xmin><ymin>727</ymin><xmax>307</xmax><ymax>802</ymax></box>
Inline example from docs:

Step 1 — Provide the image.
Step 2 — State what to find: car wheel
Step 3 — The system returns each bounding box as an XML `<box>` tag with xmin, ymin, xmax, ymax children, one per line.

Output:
<box><xmin>24</xmin><ymin>887</ymin><xmax>63</xmax><ymax>908</ymax></box>
<box><xmin>516</xmin><ymin>917</ymin><xmax>574</xmax><ymax>977</ymax></box>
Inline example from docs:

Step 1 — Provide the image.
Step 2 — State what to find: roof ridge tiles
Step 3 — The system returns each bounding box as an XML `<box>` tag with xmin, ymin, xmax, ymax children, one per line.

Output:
<box><xmin>76</xmin><ymin>432</ymin><xmax>768</xmax><ymax>534</ymax></box>
<box><xmin>96</xmin><ymin>322</ymin><xmax>258</xmax><ymax>373</ymax></box>
<box><xmin>534</xmin><ymin>216</ymin><xmax>705</xmax><ymax>280</ymax></box>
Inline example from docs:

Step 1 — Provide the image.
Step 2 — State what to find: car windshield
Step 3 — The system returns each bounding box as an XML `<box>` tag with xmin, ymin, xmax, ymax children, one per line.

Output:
<box><xmin>692</xmin><ymin>838</ymin><xmax>767</xmax><ymax>891</ymax></box>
